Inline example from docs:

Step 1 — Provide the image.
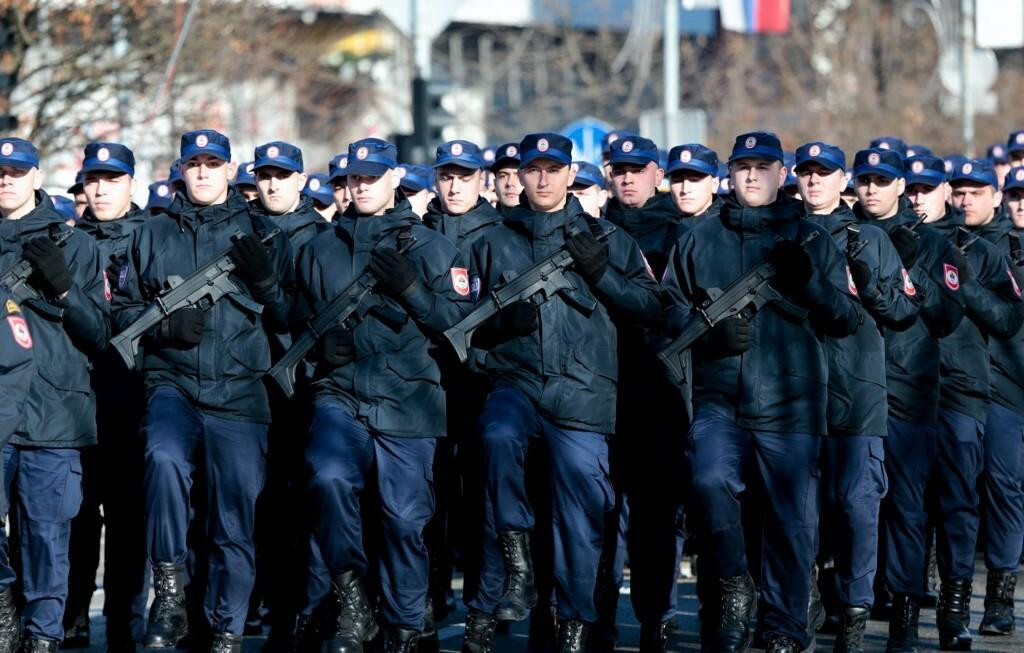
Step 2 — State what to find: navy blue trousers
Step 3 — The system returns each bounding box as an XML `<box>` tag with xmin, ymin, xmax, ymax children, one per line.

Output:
<box><xmin>467</xmin><ymin>384</ymin><xmax>614</xmax><ymax>622</ymax></box>
<box><xmin>982</xmin><ymin>402</ymin><xmax>1024</xmax><ymax>571</ymax></box>
<box><xmin>935</xmin><ymin>408</ymin><xmax>984</xmax><ymax>582</ymax></box>
<box><xmin>142</xmin><ymin>386</ymin><xmax>267</xmax><ymax>635</ymax></box>
<box><xmin>687</xmin><ymin>409</ymin><xmax>821</xmax><ymax>648</ymax></box>
<box><xmin>819</xmin><ymin>436</ymin><xmax>887</xmax><ymax>608</ymax></box>
<box><xmin>305</xmin><ymin>401</ymin><xmax>436</xmax><ymax>630</ymax></box>
<box><xmin>0</xmin><ymin>445</ymin><xmax>82</xmax><ymax>641</ymax></box>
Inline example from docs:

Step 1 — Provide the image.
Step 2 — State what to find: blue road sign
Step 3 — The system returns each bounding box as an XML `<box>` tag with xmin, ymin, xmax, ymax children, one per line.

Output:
<box><xmin>562</xmin><ymin>117</ymin><xmax>615</xmax><ymax>166</ymax></box>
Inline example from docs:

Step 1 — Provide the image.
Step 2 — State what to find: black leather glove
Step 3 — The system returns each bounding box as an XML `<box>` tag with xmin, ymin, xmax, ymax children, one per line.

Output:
<box><xmin>229</xmin><ymin>235</ymin><xmax>277</xmax><ymax>289</ymax></box>
<box><xmin>890</xmin><ymin>226</ymin><xmax>920</xmax><ymax>268</ymax></box>
<box><xmin>23</xmin><ymin>236</ymin><xmax>72</xmax><ymax>297</ymax></box>
<box><xmin>160</xmin><ymin>307</ymin><xmax>205</xmax><ymax>348</ymax></box>
<box><xmin>848</xmin><ymin>258</ymin><xmax>873</xmax><ymax>294</ymax></box>
<box><xmin>495</xmin><ymin>300</ymin><xmax>539</xmax><ymax>336</ymax></box>
<box><xmin>369</xmin><ymin>247</ymin><xmax>418</xmax><ymax>297</ymax></box>
<box><xmin>318</xmin><ymin>326</ymin><xmax>355</xmax><ymax>367</ymax></box>
<box><xmin>706</xmin><ymin>317</ymin><xmax>751</xmax><ymax>355</ymax></box>
<box><xmin>768</xmin><ymin>240</ymin><xmax>813</xmax><ymax>296</ymax></box>
<box><xmin>566</xmin><ymin>231</ymin><xmax>609</xmax><ymax>283</ymax></box>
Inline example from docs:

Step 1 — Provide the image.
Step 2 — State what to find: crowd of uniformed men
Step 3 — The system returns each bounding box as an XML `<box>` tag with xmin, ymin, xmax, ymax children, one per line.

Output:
<box><xmin>0</xmin><ymin>121</ymin><xmax>1022</xmax><ymax>653</ymax></box>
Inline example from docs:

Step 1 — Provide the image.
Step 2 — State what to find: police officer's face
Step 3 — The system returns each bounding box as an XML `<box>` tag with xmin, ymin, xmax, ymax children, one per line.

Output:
<box><xmin>569</xmin><ymin>184</ymin><xmax>606</xmax><ymax>218</ymax></box>
<box><xmin>347</xmin><ymin>171</ymin><xmax>396</xmax><ymax>216</ymax></box>
<box><xmin>610</xmin><ymin>162</ymin><xmax>663</xmax><ymax>208</ymax></box>
<box><xmin>256</xmin><ymin>166</ymin><xmax>307</xmax><ymax>215</ymax></box>
<box><xmin>494</xmin><ymin>166</ymin><xmax>523</xmax><ymax>209</ymax></box>
<box><xmin>73</xmin><ymin>192</ymin><xmax>89</xmax><ymax>218</ymax></box>
<box><xmin>1005</xmin><ymin>188</ymin><xmax>1024</xmax><ymax>229</ymax></box>
<box><xmin>238</xmin><ymin>185</ymin><xmax>260</xmax><ymax>202</ymax></box>
<box><xmin>436</xmin><ymin>165</ymin><xmax>483</xmax><ymax>216</ymax></box>
<box><xmin>0</xmin><ymin>165</ymin><xmax>42</xmax><ymax>220</ymax></box>
<box><xmin>332</xmin><ymin>179</ymin><xmax>350</xmax><ymax>213</ymax></box>
<box><xmin>83</xmin><ymin>170</ymin><xmax>135</xmax><ymax>221</ymax></box>
<box><xmin>904</xmin><ymin>182</ymin><xmax>948</xmax><ymax>223</ymax></box>
<box><xmin>795</xmin><ymin>163</ymin><xmax>844</xmax><ymax>214</ymax></box>
<box><xmin>952</xmin><ymin>182</ymin><xmax>1001</xmax><ymax>227</ymax></box>
<box><xmin>519</xmin><ymin>159</ymin><xmax>576</xmax><ymax>213</ymax></box>
<box><xmin>1012</xmin><ymin>153</ymin><xmax>1024</xmax><ymax>168</ymax></box>
<box><xmin>669</xmin><ymin>170</ymin><xmax>718</xmax><ymax>216</ymax></box>
<box><xmin>181</xmin><ymin>155</ymin><xmax>234</xmax><ymax>206</ymax></box>
<box><xmin>730</xmin><ymin>158</ymin><xmax>785</xmax><ymax>208</ymax></box>
<box><xmin>855</xmin><ymin>174</ymin><xmax>905</xmax><ymax>220</ymax></box>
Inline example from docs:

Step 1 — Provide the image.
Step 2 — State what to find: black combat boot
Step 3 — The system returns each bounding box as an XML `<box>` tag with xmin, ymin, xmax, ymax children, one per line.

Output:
<box><xmin>209</xmin><ymin>632</ymin><xmax>242</xmax><ymax>653</ymax></box>
<box><xmin>834</xmin><ymin>607</ymin><xmax>868</xmax><ymax>653</ymax></box>
<box><xmin>885</xmin><ymin>594</ymin><xmax>919</xmax><ymax>653</ymax></box>
<box><xmin>460</xmin><ymin>610</ymin><xmax>496</xmax><ymax>653</ymax></box>
<box><xmin>937</xmin><ymin>578</ymin><xmax>973</xmax><ymax>651</ymax></box>
<box><xmin>979</xmin><ymin>569</ymin><xmax>1017</xmax><ymax>635</ymax></box>
<box><xmin>638</xmin><ymin>620</ymin><xmax>670</xmax><ymax>653</ymax></box>
<box><xmin>494</xmin><ymin>532</ymin><xmax>537</xmax><ymax>622</ymax></box>
<box><xmin>383</xmin><ymin>627</ymin><xmax>420</xmax><ymax>653</ymax></box>
<box><xmin>326</xmin><ymin>572</ymin><xmax>378</xmax><ymax>653</ymax></box>
<box><xmin>144</xmin><ymin>563</ymin><xmax>189</xmax><ymax>649</ymax></box>
<box><xmin>764</xmin><ymin>634</ymin><xmax>800</xmax><ymax>653</ymax></box>
<box><xmin>714</xmin><ymin>574</ymin><xmax>756</xmax><ymax>653</ymax></box>
<box><xmin>18</xmin><ymin>641</ymin><xmax>55</xmax><ymax>653</ymax></box>
<box><xmin>0</xmin><ymin>589</ymin><xmax>19</xmax><ymax>653</ymax></box>
<box><xmin>557</xmin><ymin>621</ymin><xmax>588</xmax><ymax>653</ymax></box>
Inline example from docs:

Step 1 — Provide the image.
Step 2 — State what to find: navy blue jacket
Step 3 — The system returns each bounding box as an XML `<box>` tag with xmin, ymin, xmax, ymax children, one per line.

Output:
<box><xmin>253</xmin><ymin>194</ymin><xmax>327</xmax><ymax>256</ymax></box>
<box><xmin>604</xmin><ymin>192</ymin><xmax>683</xmax><ymax>283</ymax></box>
<box><xmin>423</xmin><ymin>196</ymin><xmax>504</xmax><ymax>261</ymax></box>
<box><xmin>0</xmin><ymin>289</ymin><xmax>36</xmax><ymax>446</ymax></box>
<box><xmin>932</xmin><ymin>207</ymin><xmax>1024</xmax><ymax>421</ymax></box>
<box><xmin>1</xmin><ymin>192</ymin><xmax>110</xmax><ymax>447</ymax></box>
<box><xmin>469</xmin><ymin>195</ymin><xmax>662</xmax><ymax>435</ymax></box>
<box><xmin>663</xmin><ymin>194</ymin><xmax>861</xmax><ymax>435</ymax></box>
<box><xmin>111</xmin><ymin>188</ymin><xmax>295</xmax><ymax>424</ymax></box>
<box><xmin>296</xmin><ymin>201</ymin><xmax>471</xmax><ymax>438</ymax></box>
<box><xmin>811</xmin><ymin>202</ymin><xmax>920</xmax><ymax>437</ymax></box>
<box><xmin>973</xmin><ymin>212</ymin><xmax>1024</xmax><ymax>415</ymax></box>
<box><xmin>867</xmin><ymin>204</ymin><xmax>966</xmax><ymax>426</ymax></box>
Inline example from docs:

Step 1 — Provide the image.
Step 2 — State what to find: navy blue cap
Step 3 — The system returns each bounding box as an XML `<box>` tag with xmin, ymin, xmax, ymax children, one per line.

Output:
<box><xmin>233</xmin><ymin>161</ymin><xmax>256</xmax><ymax>188</ymax></box>
<box><xmin>346</xmin><ymin>138</ymin><xmax>396</xmax><ymax>176</ymax></box>
<box><xmin>1004</xmin><ymin>167</ymin><xmax>1024</xmax><ymax>191</ymax></box>
<box><xmin>180</xmin><ymin>129</ymin><xmax>230</xmax><ymax>163</ymax></box>
<box><xmin>944</xmin><ymin>155</ymin><xmax>968</xmax><ymax>180</ymax></box>
<box><xmin>51</xmin><ymin>196</ymin><xmax>76</xmax><ymax>222</ymax></box>
<box><xmin>717</xmin><ymin>162</ymin><xmax>730</xmax><ymax>195</ymax></box>
<box><xmin>434</xmin><ymin>140</ymin><xmax>484</xmax><ymax>170</ymax></box>
<box><xmin>302</xmin><ymin>173</ymin><xmax>334</xmax><ymax>205</ymax></box>
<box><xmin>490</xmin><ymin>143</ymin><xmax>521</xmax><ymax>171</ymax></box>
<box><xmin>905</xmin><ymin>144</ymin><xmax>933</xmax><ymax>158</ymax></box>
<box><xmin>666</xmin><ymin>144</ymin><xmax>719</xmax><ymax>176</ymax></box>
<box><xmin>146</xmin><ymin>180</ymin><xmax>174</xmax><ymax>210</ymax></box>
<box><xmin>988</xmin><ymin>143</ymin><xmax>1009</xmax><ymax>164</ymax></box>
<box><xmin>903</xmin><ymin>155</ymin><xmax>947</xmax><ymax>188</ymax></box>
<box><xmin>601</xmin><ymin>130</ymin><xmax>638</xmax><ymax>156</ymax></box>
<box><xmin>869</xmin><ymin>136</ymin><xmax>907</xmax><ymax>158</ymax></box>
<box><xmin>609</xmin><ymin>135</ymin><xmax>660</xmax><ymax>167</ymax></box>
<box><xmin>570</xmin><ymin>161</ymin><xmax>605</xmax><ymax>189</ymax></box>
<box><xmin>794</xmin><ymin>142</ymin><xmax>846</xmax><ymax>172</ymax></box>
<box><xmin>81</xmin><ymin>142</ymin><xmax>135</xmax><ymax>176</ymax></box>
<box><xmin>853</xmin><ymin>148</ymin><xmax>904</xmax><ymax>180</ymax></box>
<box><xmin>396</xmin><ymin>164</ymin><xmax>432</xmax><ymax>193</ymax></box>
<box><xmin>328</xmin><ymin>153</ymin><xmax>349</xmax><ymax>182</ymax></box>
<box><xmin>482</xmin><ymin>146</ymin><xmax>496</xmax><ymax>167</ymax></box>
<box><xmin>67</xmin><ymin>170</ymin><xmax>84</xmax><ymax>195</ymax></box>
<box><xmin>949</xmin><ymin>158</ymin><xmax>998</xmax><ymax>188</ymax></box>
<box><xmin>728</xmin><ymin>131</ymin><xmax>784</xmax><ymax>164</ymax></box>
<box><xmin>254</xmin><ymin>141</ymin><xmax>303</xmax><ymax>173</ymax></box>
<box><xmin>1008</xmin><ymin>130</ymin><xmax>1024</xmax><ymax>155</ymax></box>
<box><xmin>519</xmin><ymin>133</ymin><xmax>572</xmax><ymax>168</ymax></box>
<box><xmin>0</xmin><ymin>138</ymin><xmax>39</xmax><ymax>170</ymax></box>
<box><xmin>168</xmin><ymin>160</ymin><xmax>182</xmax><ymax>186</ymax></box>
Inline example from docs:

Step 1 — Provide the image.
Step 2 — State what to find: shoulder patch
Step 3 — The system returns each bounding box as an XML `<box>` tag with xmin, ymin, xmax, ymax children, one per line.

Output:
<box><xmin>102</xmin><ymin>270</ymin><xmax>112</xmax><ymax>302</ymax></box>
<box><xmin>451</xmin><ymin>267</ymin><xmax>470</xmax><ymax>296</ymax></box>
<box><xmin>846</xmin><ymin>265</ymin><xmax>858</xmax><ymax>296</ymax></box>
<box><xmin>901</xmin><ymin>268</ymin><xmax>916</xmax><ymax>296</ymax></box>
<box><xmin>944</xmin><ymin>263</ymin><xmax>960</xmax><ymax>291</ymax></box>
<box><xmin>7</xmin><ymin>315</ymin><xmax>31</xmax><ymax>349</ymax></box>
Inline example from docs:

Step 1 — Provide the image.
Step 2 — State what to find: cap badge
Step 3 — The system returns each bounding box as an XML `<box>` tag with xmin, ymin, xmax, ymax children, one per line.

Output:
<box><xmin>157</xmin><ymin>184</ymin><xmax>169</xmax><ymax>197</ymax></box>
<box><xmin>911</xmin><ymin>161</ymin><xmax>924</xmax><ymax>174</ymax></box>
<box><xmin>537</xmin><ymin>138</ymin><xmax>549</xmax><ymax>152</ymax></box>
<box><xmin>451</xmin><ymin>142</ymin><xmax>464</xmax><ymax>156</ymax></box>
<box><xmin>309</xmin><ymin>178</ymin><xmax>320</xmax><ymax>191</ymax></box>
<box><xmin>97</xmin><ymin>147</ymin><xmax>110</xmax><ymax>162</ymax></box>
<box><xmin>196</xmin><ymin>134</ymin><xmax>209</xmax><ymax>147</ymax></box>
<box><xmin>680</xmin><ymin>150</ymin><xmax>692</xmax><ymax>163</ymax></box>
<box><xmin>267</xmin><ymin>145</ymin><xmax>280</xmax><ymax>158</ymax></box>
<box><xmin>868</xmin><ymin>152</ymin><xmax>880</xmax><ymax>166</ymax></box>
<box><xmin>506</xmin><ymin>146</ymin><xmax>517</xmax><ymax>157</ymax></box>
<box><xmin>1017</xmin><ymin>169</ymin><xmax>1024</xmax><ymax>182</ymax></box>
<box><xmin>744</xmin><ymin>136</ymin><xmax>756</xmax><ymax>149</ymax></box>
<box><xmin>246</xmin><ymin>163</ymin><xmax>254</xmax><ymax>174</ymax></box>
<box><xmin>356</xmin><ymin>147</ymin><xmax>369</xmax><ymax>160</ymax></box>
<box><xmin>0</xmin><ymin>143</ymin><xmax>12</xmax><ymax>156</ymax></box>
<box><xmin>962</xmin><ymin>163</ymin><xmax>973</xmax><ymax>174</ymax></box>
<box><xmin>622</xmin><ymin>140</ymin><xmax>634</xmax><ymax>153</ymax></box>
<box><xmin>878</xmin><ymin>142</ymin><xmax>890</xmax><ymax>150</ymax></box>
<box><xmin>808</xmin><ymin>145</ymin><xmax>821</xmax><ymax>157</ymax></box>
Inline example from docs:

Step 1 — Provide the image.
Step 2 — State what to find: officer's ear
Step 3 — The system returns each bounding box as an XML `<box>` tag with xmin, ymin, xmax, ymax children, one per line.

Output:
<box><xmin>896</xmin><ymin>177</ymin><xmax>906</xmax><ymax>196</ymax></box>
<box><xmin>777</xmin><ymin>165</ymin><xmax>788</xmax><ymax>186</ymax></box>
<box><xmin>129</xmin><ymin>177</ymin><xmax>137</xmax><ymax>197</ymax></box>
<box><xmin>993</xmin><ymin>188</ymin><xmax>1003</xmax><ymax>207</ymax></box>
<box><xmin>654</xmin><ymin>164</ymin><xmax>665</xmax><ymax>187</ymax></box>
<box><xmin>389</xmin><ymin>170</ymin><xmax>400</xmax><ymax>191</ymax></box>
<box><xmin>296</xmin><ymin>172</ymin><xmax>308</xmax><ymax>189</ymax></box>
<box><xmin>32</xmin><ymin>168</ymin><xmax>44</xmax><ymax>191</ymax></box>
<box><xmin>225</xmin><ymin>161</ymin><xmax>238</xmax><ymax>181</ymax></box>
<box><xmin>711</xmin><ymin>176</ymin><xmax>721</xmax><ymax>193</ymax></box>
<box><xmin>942</xmin><ymin>182</ymin><xmax>952</xmax><ymax>203</ymax></box>
<box><xmin>566</xmin><ymin>165</ymin><xmax>577</xmax><ymax>188</ymax></box>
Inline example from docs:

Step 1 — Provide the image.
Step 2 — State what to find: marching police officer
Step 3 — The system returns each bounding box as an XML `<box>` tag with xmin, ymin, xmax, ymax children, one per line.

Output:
<box><xmin>304</xmin><ymin>174</ymin><xmax>338</xmax><ymax>222</ymax></box>
<box><xmin>988</xmin><ymin>144</ymin><xmax>1010</xmax><ymax>190</ymax></box>
<box><xmin>251</xmin><ymin>141</ymin><xmax>324</xmax><ymax>250</ymax></box>
<box><xmin>329</xmin><ymin>154</ymin><xmax>351</xmax><ymax>216</ymax></box>
<box><xmin>1008</xmin><ymin>130</ymin><xmax>1024</xmax><ymax>169</ymax></box>
<box><xmin>798</xmin><ymin>144</ymin><xmax>920</xmax><ymax>653</ymax></box>
<box><xmin>65</xmin><ymin>142</ymin><xmax>150</xmax><ymax>653</ymax></box>
<box><xmin>146</xmin><ymin>180</ymin><xmax>175</xmax><ymax>216</ymax></box>
<box><xmin>297</xmin><ymin>137</ymin><xmax>470</xmax><ymax>653</ymax></box>
<box><xmin>67</xmin><ymin>172</ymin><xmax>88</xmax><ymax>219</ymax></box>
<box><xmin>463</xmin><ymin>132</ymin><xmax>660</xmax><ymax>653</ymax></box>
<box><xmin>663</xmin><ymin>131</ymin><xmax>860</xmax><ymax>653</ymax></box>
<box><xmin>490</xmin><ymin>144</ymin><xmax>523</xmax><ymax>214</ymax></box>
<box><xmin>112</xmin><ymin>129</ymin><xmax>294</xmax><ymax>653</ymax></box>
<box><xmin>666</xmin><ymin>144</ymin><xmax>721</xmax><ymax>227</ymax></box>
<box><xmin>568</xmin><ymin>162</ymin><xmax>606</xmax><ymax>219</ymax></box>
<box><xmin>0</xmin><ymin>137</ymin><xmax>110</xmax><ymax>653</ymax></box>
<box><xmin>397</xmin><ymin>164</ymin><xmax>432</xmax><ymax>219</ymax></box>
<box><xmin>233</xmin><ymin>161</ymin><xmax>259</xmax><ymax>202</ymax></box>
<box><xmin>955</xmin><ymin>161</ymin><xmax>1024</xmax><ymax>637</ymax></box>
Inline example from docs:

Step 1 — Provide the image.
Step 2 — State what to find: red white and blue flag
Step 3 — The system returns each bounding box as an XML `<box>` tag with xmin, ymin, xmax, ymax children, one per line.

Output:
<box><xmin>719</xmin><ymin>0</ymin><xmax>790</xmax><ymax>33</ymax></box>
